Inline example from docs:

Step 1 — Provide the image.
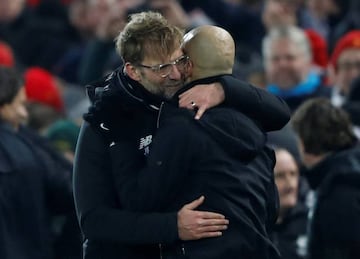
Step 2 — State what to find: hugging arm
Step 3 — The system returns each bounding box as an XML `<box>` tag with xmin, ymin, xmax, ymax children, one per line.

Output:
<box><xmin>219</xmin><ymin>76</ymin><xmax>290</xmax><ymax>131</ymax></box>
<box><xmin>73</xmin><ymin>122</ymin><xmax>226</xmax><ymax>243</ymax></box>
<box><xmin>179</xmin><ymin>75</ymin><xmax>290</xmax><ymax>131</ymax></box>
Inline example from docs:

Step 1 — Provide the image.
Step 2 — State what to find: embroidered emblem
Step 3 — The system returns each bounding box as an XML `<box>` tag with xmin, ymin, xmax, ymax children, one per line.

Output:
<box><xmin>139</xmin><ymin>135</ymin><xmax>152</xmax><ymax>150</ymax></box>
<box><xmin>139</xmin><ymin>135</ymin><xmax>152</xmax><ymax>156</ymax></box>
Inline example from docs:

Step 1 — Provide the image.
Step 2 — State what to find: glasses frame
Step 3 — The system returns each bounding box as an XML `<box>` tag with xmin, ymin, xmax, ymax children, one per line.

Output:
<box><xmin>136</xmin><ymin>55</ymin><xmax>189</xmax><ymax>78</ymax></box>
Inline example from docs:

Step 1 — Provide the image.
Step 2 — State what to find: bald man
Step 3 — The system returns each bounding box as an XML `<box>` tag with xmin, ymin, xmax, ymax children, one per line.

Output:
<box><xmin>116</xmin><ymin>25</ymin><xmax>281</xmax><ymax>259</ymax></box>
<box><xmin>182</xmin><ymin>25</ymin><xmax>235</xmax><ymax>80</ymax></box>
<box><xmin>178</xmin><ymin>25</ymin><xmax>289</xmax><ymax>126</ymax></box>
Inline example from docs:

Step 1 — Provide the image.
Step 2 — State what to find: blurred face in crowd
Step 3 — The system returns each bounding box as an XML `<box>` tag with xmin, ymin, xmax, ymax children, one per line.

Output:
<box><xmin>0</xmin><ymin>0</ymin><xmax>25</xmax><ymax>23</ymax></box>
<box><xmin>306</xmin><ymin>0</ymin><xmax>339</xmax><ymax>16</ymax></box>
<box><xmin>69</xmin><ymin>0</ymin><xmax>93</xmax><ymax>35</ymax></box>
<box><xmin>262</xmin><ymin>0</ymin><xmax>297</xmax><ymax>30</ymax></box>
<box><xmin>332</xmin><ymin>48</ymin><xmax>360</xmax><ymax>96</ymax></box>
<box><xmin>129</xmin><ymin>48</ymin><xmax>188</xmax><ymax>99</ymax></box>
<box><xmin>274</xmin><ymin>149</ymin><xmax>300</xmax><ymax>214</ymax></box>
<box><xmin>266</xmin><ymin>38</ymin><xmax>310</xmax><ymax>90</ymax></box>
<box><xmin>0</xmin><ymin>87</ymin><xmax>28</xmax><ymax>130</ymax></box>
<box><xmin>82</xmin><ymin>0</ymin><xmax>144</xmax><ymax>34</ymax></box>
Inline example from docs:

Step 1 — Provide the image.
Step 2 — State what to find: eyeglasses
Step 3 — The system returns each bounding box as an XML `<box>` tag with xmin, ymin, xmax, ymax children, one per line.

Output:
<box><xmin>137</xmin><ymin>55</ymin><xmax>189</xmax><ymax>78</ymax></box>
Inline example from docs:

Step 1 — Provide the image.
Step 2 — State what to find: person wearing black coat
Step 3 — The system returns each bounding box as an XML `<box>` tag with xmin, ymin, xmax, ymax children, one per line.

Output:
<box><xmin>270</xmin><ymin>148</ymin><xmax>308</xmax><ymax>259</ymax></box>
<box><xmin>0</xmin><ymin>67</ymin><xmax>78</xmax><ymax>258</ymax></box>
<box><xmin>74</xmin><ymin>12</ymin><xmax>290</xmax><ymax>259</ymax></box>
<box><xmin>84</xmin><ymin>25</ymin><xmax>284</xmax><ymax>258</ymax></box>
<box><xmin>115</xmin><ymin>83</ymin><xmax>281</xmax><ymax>259</ymax></box>
<box><xmin>292</xmin><ymin>97</ymin><xmax>360</xmax><ymax>259</ymax></box>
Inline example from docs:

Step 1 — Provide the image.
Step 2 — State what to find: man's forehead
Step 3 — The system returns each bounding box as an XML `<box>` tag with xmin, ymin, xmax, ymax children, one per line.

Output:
<box><xmin>143</xmin><ymin>49</ymin><xmax>184</xmax><ymax>64</ymax></box>
<box><xmin>338</xmin><ymin>48</ymin><xmax>360</xmax><ymax>60</ymax></box>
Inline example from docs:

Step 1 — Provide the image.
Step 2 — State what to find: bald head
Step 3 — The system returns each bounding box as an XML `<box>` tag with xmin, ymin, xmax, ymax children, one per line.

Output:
<box><xmin>182</xmin><ymin>25</ymin><xmax>235</xmax><ymax>81</ymax></box>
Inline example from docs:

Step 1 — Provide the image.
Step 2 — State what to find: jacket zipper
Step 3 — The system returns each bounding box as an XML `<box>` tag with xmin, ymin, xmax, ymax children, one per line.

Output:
<box><xmin>157</xmin><ymin>102</ymin><xmax>165</xmax><ymax>129</ymax></box>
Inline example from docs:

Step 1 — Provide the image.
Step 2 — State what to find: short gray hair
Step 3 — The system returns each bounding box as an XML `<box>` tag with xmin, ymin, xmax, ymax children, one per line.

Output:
<box><xmin>262</xmin><ymin>26</ymin><xmax>312</xmax><ymax>64</ymax></box>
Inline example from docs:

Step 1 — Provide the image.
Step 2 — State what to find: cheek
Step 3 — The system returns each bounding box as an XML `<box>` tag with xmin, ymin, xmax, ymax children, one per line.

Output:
<box><xmin>275</xmin><ymin>180</ymin><xmax>285</xmax><ymax>194</ymax></box>
<box><xmin>17</xmin><ymin>105</ymin><xmax>28</xmax><ymax>119</ymax></box>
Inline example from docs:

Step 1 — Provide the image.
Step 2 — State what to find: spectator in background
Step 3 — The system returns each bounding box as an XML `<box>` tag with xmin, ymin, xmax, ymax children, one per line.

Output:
<box><xmin>46</xmin><ymin>119</ymin><xmax>80</xmax><ymax>163</ymax></box>
<box><xmin>24</xmin><ymin>67</ymin><xmax>65</xmax><ymax>134</ymax></box>
<box><xmin>292</xmin><ymin>97</ymin><xmax>360</xmax><ymax>259</ymax></box>
<box><xmin>304</xmin><ymin>29</ymin><xmax>329</xmax><ymax>72</ymax></box>
<box><xmin>328</xmin><ymin>0</ymin><xmax>360</xmax><ymax>52</ymax></box>
<box><xmin>0</xmin><ymin>66</ymin><xmax>80</xmax><ymax>259</ymax></box>
<box><xmin>0</xmin><ymin>41</ymin><xmax>15</xmax><ymax>67</ymax></box>
<box><xmin>328</xmin><ymin>30</ymin><xmax>360</xmax><ymax>106</ymax></box>
<box><xmin>299</xmin><ymin>0</ymin><xmax>340</xmax><ymax>41</ymax></box>
<box><xmin>263</xmin><ymin>25</ymin><xmax>330</xmax><ymax>112</ymax></box>
<box><xmin>0</xmin><ymin>0</ymin><xmax>80</xmax><ymax>71</ymax></box>
<box><xmin>262</xmin><ymin>0</ymin><xmax>298</xmax><ymax>31</ymax></box>
<box><xmin>342</xmin><ymin>76</ymin><xmax>360</xmax><ymax>138</ymax></box>
<box><xmin>270</xmin><ymin>147</ymin><xmax>308</xmax><ymax>259</ymax></box>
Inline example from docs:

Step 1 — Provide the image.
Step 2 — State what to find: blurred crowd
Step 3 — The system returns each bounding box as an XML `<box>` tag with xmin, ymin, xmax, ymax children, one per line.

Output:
<box><xmin>0</xmin><ymin>0</ymin><xmax>359</xmax><ymax>259</ymax></box>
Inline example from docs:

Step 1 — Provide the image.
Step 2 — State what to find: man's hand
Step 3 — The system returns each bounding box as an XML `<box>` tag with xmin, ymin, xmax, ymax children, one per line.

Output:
<box><xmin>178</xmin><ymin>83</ymin><xmax>225</xmax><ymax>120</ymax></box>
<box><xmin>177</xmin><ymin>196</ymin><xmax>229</xmax><ymax>240</ymax></box>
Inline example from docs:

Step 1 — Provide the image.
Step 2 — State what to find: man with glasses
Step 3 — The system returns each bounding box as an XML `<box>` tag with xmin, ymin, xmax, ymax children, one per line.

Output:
<box><xmin>74</xmin><ymin>11</ymin><xmax>289</xmax><ymax>259</ymax></box>
<box><xmin>136</xmin><ymin>55</ymin><xmax>189</xmax><ymax>79</ymax></box>
<box><xmin>109</xmin><ymin>25</ymin><xmax>282</xmax><ymax>259</ymax></box>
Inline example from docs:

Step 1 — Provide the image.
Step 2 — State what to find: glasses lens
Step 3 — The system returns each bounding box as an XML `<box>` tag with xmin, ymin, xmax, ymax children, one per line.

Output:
<box><xmin>155</xmin><ymin>56</ymin><xmax>189</xmax><ymax>77</ymax></box>
<box><xmin>175</xmin><ymin>56</ymin><xmax>189</xmax><ymax>70</ymax></box>
<box><xmin>158</xmin><ymin>64</ymin><xmax>173</xmax><ymax>77</ymax></box>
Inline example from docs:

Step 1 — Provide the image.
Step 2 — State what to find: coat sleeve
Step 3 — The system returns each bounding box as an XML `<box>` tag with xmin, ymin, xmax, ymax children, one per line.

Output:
<box><xmin>219</xmin><ymin>75</ymin><xmax>290</xmax><ymax>131</ymax></box>
<box><xmin>117</xmin><ymin>116</ymin><xmax>201</xmax><ymax>212</ymax></box>
<box><xmin>73</xmin><ymin>122</ymin><xmax>179</xmax><ymax>245</ymax></box>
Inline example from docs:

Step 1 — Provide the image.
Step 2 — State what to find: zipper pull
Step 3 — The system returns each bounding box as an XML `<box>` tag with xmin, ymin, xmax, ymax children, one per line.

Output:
<box><xmin>156</xmin><ymin>102</ymin><xmax>165</xmax><ymax>129</ymax></box>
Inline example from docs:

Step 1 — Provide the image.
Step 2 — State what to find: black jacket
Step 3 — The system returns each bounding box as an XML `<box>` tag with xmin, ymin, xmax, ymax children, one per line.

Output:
<box><xmin>270</xmin><ymin>203</ymin><xmax>309</xmax><ymax>259</ymax></box>
<box><xmin>74</xmin><ymin>68</ymin><xmax>290</xmax><ymax>258</ymax></box>
<box><xmin>0</xmin><ymin>123</ymin><xmax>74</xmax><ymax>259</ymax></box>
<box><xmin>116</xmin><ymin>96</ymin><xmax>281</xmax><ymax>258</ymax></box>
<box><xmin>305</xmin><ymin>145</ymin><xmax>360</xmax><ymax>259</ymax></box>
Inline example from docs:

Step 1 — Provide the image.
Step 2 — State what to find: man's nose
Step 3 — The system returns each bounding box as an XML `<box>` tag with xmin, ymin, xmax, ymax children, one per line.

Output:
<box><xmin>167</xmin><ymin>64</ymin><xmax>182</xmax><ymax>80</ymax></box>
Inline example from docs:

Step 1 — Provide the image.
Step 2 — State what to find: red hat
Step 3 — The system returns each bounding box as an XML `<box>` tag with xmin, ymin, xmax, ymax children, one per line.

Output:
<box><xmin>304</xmin><ymin>29</ymin><xmax>328</xmax><ymax>68</ymax></box>
<box><xmin>330</xmin><ymin>30</ymin><xmax>360</xmax><ymax>68</ymax></box>
<box><xmin>24</xmin><ymin>67</ymin><xmax>64</xmax><ymax>112</ymax></box>
<box><xmin>26</xmin><ymin>0</ymin><xmax>41</xmax><ymax>7</ymax></box>
<box><xmin>0</xmin><ymin>41</ymin><xmax>15</xmax><ymax>67</ymax></box>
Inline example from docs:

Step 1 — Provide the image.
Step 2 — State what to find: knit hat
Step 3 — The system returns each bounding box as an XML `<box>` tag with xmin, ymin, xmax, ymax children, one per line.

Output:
<box><xmin>304</xmin><ymin>29</ymin><xmax>328</xmax><ymax>68</ymax></box>
<box><xmin>330</xmin><ymin>30</ymin><xmax>360</xmax><ymax>68</ymax></box>
<box><xmin>24</xmin><ymin>67</ymin><xmax>64</xmax><ymax>112</ymax></box>
<box><xmin>0</xmin><ymin>41</ymin><xmax>15</xmax><ymax>67</ymax></box>
<box><xmin>46</xmin><ymin>119</ymin><xmax>80</xmax><ymax>152</ymax></box>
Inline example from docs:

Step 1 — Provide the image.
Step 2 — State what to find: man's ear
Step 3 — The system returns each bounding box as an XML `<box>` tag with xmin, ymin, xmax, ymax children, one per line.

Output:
<box><xmin>124</xmin><ymin>63</ymin><xmax>141</xmax><ymax>81</ymax></box>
